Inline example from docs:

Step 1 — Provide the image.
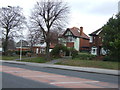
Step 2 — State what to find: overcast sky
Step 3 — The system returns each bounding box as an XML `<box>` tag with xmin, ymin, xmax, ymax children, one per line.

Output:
<box><xmin>0</xmin><ymin>0</ymin><xmax>119</xmax><ymax>36</ymax></box>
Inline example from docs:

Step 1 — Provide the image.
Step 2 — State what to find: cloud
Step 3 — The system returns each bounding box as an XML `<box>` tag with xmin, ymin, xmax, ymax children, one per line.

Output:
<box><xmin>67</xmin><ymin>0</ymin><xmax>118</xmax><ymax>16</ymax></box>
<box><xmin>88</xmin><ymin>1</ymin><xmax>118</xmax><ymax>15</ymax></box>
<box><xmin>0</xmin><ymin>0</ymin><xmax>119</xmax><ymax>36</ymax></box>
<box><xmin>65</xmin><ymin>0</ymin><xmax>119</xmax><ymax>35</ymax></box>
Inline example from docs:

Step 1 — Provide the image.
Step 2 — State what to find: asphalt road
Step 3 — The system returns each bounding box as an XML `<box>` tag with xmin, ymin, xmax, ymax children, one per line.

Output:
<box><xmin>2</xmin><ymin>72</ymin><xmax>60</xmax><ymax>88</ymax></box>
<box><xmin>1</xmin><ymin>62</ymin><xmax>119</xmax><ymax>88</ymax></box>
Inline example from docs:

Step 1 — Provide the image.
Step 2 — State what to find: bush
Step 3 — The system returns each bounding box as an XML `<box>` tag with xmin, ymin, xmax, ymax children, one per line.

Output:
<box><xmin>51</xmin><ymin>44</ymin><xmax>79</xmax><ymax>58</ymax></box>
<box><xmin>15</xmin><ymin>50</ymin><xmax>32</xmax><ymax>56</ymax></box>
<box><xmin>7</xmin><ymin>50</ymin><xmax>16</xmax><ymax>56</ymax></box>
<box><xmin>103</xmin><ymin>55</ymin><xmax>119</xmax><ymax>62</ymax></box>
<box><xmin>74</xmin><ymin>53</ymin><xmax>96</xmax><ymax>60</ymax></box>
<box><xmin>51</xmin><ymin>44</ymin><xmax>67</xmax><ymax>57</ymax></box>
<box><xmin>68</xmin><ymin>48</ymin><xmax>78</xmax><ymax>59</ymax></box>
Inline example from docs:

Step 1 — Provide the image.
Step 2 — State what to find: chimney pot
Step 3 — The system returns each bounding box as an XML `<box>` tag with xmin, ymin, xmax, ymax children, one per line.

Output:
<box><xmin>80</xmin><ymin>27</ymin><xmax>83</xmax><ymax>35</ymax></box>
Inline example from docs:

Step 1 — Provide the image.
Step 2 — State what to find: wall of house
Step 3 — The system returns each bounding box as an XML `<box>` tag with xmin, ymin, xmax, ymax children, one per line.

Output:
<box><xmin>80</xmin><ymin>38</ymin><xmax>89</xmax><ymax>51</ymax></box>
<box><xmin>33</xmin><ymin>47</ymin><xmax>41</xmax><ymax>54</ymax></box>
<box><xmin>66</xmin><ymin>42</ymin><xmax>74</xmax><ymax>47</ymax></box>
<box><xmin>74</xmin><ymin>38</ymin><xmax>80</xmax><ymax>51</ymax></box>
<box><xmin>16</xmin><ymin>48</ymin><xmax>30</xmax><ymax>51</ymax></box>
<box><xmin>90</xmin><ymin>36</ymin><xmax>102</xmax><ymax>47</ymax></box>
<box><xmin>89</xmin><ymin>35</ymin><xmax>103</xmax><ymax>55</ymax></box>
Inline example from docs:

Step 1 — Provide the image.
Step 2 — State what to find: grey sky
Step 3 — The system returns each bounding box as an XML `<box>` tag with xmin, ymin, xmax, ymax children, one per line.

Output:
<box><xmin>0</xmin><ymin>0</ymin><xmax>119</xmax><ymax>36</ymax></box>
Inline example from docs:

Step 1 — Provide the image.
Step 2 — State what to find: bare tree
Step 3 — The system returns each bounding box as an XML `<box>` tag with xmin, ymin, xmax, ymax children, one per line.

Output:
<box><xmin>30</xmin><ymin>0</ymin><xmax>69</xmax><ymax>60</ymax></box>
<box><xmin>27</xmin><ymin>26</ymin><xmax>42</xmax><ymax>52</ymax></box>
<box><xmin>0</xmin><ymin>6</ymin><xmax>26</xmax><ymax>55</ymax></box>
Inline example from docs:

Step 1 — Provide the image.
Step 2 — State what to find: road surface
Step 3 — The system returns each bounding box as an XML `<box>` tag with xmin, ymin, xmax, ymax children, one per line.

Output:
<box><xmin>1</xmin><ymin>62</ymin><xmax>119</xmax><ymax>88</ymax></box>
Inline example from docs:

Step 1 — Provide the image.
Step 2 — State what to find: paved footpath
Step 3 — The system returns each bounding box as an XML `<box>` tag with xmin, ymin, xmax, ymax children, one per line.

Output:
<box><xmin>0</xmin><ymin>60</ymin><xmax>119</xmax><ymax>76</ymax></box>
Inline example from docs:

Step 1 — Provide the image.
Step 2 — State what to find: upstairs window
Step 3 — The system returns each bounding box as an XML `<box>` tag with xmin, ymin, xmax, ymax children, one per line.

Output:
<box><xmin>67</xmin><ymin>36</ymin><xmax>74</xmax><ymax>42</ymax></box>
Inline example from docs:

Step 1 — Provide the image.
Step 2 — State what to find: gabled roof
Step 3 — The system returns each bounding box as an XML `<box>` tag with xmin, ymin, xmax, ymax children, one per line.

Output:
<box><xmin>61</xmin><ymin>27</ymin><xmax>89</xmax><ymax>39</ymax></box>
<box><xmin>89</xmin><ymin>28</ymin><xmax>103</xmax><ymax>36</ymax></box>
<box><xmin>69</xmin><ymin>27</ymin><xmax>80</xmax><ymax>37</ymax></box>
<box><xmin>16</xmin><ymin>40</ymin><xmax>29</xmax><ymax>47</ymax></box>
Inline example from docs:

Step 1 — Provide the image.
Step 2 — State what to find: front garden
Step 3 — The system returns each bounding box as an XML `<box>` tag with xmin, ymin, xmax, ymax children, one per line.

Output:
<box><xmin>56</xmin><ymin>58</ymin><xmax>119</xmax><ymax>70</ymax></box>
<box><xmin>1</xmin><ymin>44</ymin><xmax>119</xmax><ymax>70</ymax></box>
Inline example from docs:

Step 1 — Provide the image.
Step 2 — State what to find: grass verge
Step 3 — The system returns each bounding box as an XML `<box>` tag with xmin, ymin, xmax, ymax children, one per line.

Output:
<box><xmin>56</xmin><ymin>59</ymin><xmax>119</xmax><ymax>70</ymax></box>
<box><xmin>2</xmin><ymin>56</ymin><xmax>46</xmax><ymax>63</ymax></box>
<box><xmin>2</xmin><ymin>56</ymin><xmax>21</xmax><ymax>60</ymax></box>
<box><xmin>19</xmin><ymin>57</ymin><xmax>46</xmax><ymax>63</ymax></box>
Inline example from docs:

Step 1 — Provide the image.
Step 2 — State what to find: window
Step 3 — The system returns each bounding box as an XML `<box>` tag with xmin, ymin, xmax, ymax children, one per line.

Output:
<box><xmin>93</xmin><ymin>49</ymin><xmax>96</xmax><ymax>53</ymax></box>
<box><xmin>67</xmin><ymin>36</ymin><xmax>74</xmax><ymax>42</ymax></box>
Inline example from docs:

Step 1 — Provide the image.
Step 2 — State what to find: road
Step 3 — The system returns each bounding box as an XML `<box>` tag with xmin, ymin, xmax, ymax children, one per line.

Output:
<box><xmin>1</xmin><ymin>62</ymin><xmax>119</xmax><ymax>88</ymax></box>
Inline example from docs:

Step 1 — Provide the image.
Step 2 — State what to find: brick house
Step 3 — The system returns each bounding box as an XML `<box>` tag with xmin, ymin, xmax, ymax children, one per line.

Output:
<box><xmin>32</xmin><ymin>43</ymin><xmax>46</xmax><ymax>54</ymax></box>
<box><xmin>58</xmin><ymin>27</ymin><xmax>89</xmax><ymax>51</ymax></box>
<box><xmin>89</xmin><ymin>28</ymin><xmax>106</xmax><ymax>55</ymax></box>
<box><xmin>32</xmin><ymin>43</ymin><xmax>56</xmax><ymax>54</ymax></box>
<box><xmin>16</xmin><ymin>40</ymin><xmax>30</xmax><ymax>51</ymax></box>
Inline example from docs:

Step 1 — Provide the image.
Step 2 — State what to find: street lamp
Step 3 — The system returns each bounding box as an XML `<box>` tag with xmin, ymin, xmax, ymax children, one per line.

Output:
<box><xmin>20</xmin><ymin>31</ymin><xmax>23</xmax><ymax>61</ymax></box>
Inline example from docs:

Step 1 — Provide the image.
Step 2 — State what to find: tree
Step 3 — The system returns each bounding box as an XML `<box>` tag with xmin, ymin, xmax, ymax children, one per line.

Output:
<box><xmin>30</xmin><ymin>0</ymin><xmax>69</xmax><ymax>60</ymax></box>
<box><xmin>27</xmin><ymin>26</ymin><xmax>42</xmax><ymax>52</ymax></box>
<box><xmin>0</xmin><ymin>6</ymin><xmax>26</xmax><ymax>55</ymax></box>
<box><xmin>102</xmin><ymin>13</ymin><xmax>120</xmax><ymax>61</ymax></box>
<box><xmin>2</xmin><ymin>38</ymin><xmax>16</xmax><ymax>50</ymax></box>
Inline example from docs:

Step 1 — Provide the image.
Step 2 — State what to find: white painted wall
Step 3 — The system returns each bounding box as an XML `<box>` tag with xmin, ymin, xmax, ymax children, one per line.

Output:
<box><xmin>74</xmin><ymin>38</ymin><xmax>80</xmax><ymax>51</ymax></box>
<box><xmin>49</xmin><ymin>49</ymin><xmax>53</xmax><ymax>52</ymax></box>
<box><xmin>91</xmin><ymin>47</ymin><xmax>97</xmax><ymax>55</ymax></box>
<box><xmin>36</xmin><ymin>48</ymin><xmax>39</xmax><ymax>54</ymax></box>
<box><xmin>100</xmin><ymin>48</ymin><xmax>107</xmax><ymax>55</ymax></box>
<box><xmin>0</xmin><ymin>48</ymin><xmax>2</xmax><ymax>52</ymax></box>
<box><xmin>89</xmin><ymin>36</ymin><xmax>93</xmax><ymax>43</ymax></box>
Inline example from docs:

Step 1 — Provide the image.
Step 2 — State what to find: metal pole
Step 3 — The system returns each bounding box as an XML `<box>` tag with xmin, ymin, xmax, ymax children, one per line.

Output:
<box><xmin>20</xmin><ymin>40</ymin><xmax>22</xmax><ymax>60</ymax></box>
<box><xmin>20</xmin><ymin>32</ymin><xmax>23</xmax><ymax>61</ymax></box>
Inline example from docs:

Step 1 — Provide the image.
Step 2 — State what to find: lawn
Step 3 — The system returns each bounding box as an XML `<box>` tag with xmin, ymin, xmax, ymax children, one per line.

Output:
<box><xmin>56</xmin><ymin>59</ymin><xmax>119</xmax><ymax>70</ymax></box>
<box><xmin>2</xmin><ymin>55</ymin><xmax>27</xmax><ymax>60</ymax></box>
<box><xmin>0</xmin><ymin>55</ymin><xmax>2</xmax><ymax>59</ymax></box>
<box><xmin>19</xmin><ymin>57</ymin><xmax>46</xmax><ymax>63</ymax></box>
<box><xmin>1</xmin><ymin>55</ymin><xmax>47</xmax><ymax>63</ymax></box>
<box><xmin>2</xmin><ymin>55</ymin><xmax>20</xmax><ymax>60</ymax></box>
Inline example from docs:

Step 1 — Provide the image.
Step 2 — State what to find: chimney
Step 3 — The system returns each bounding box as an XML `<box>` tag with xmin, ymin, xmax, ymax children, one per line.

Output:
<box><xmin>80</xmin><ymin>27</ymin><xmax>83</xmax><ymax>36</ymax></box>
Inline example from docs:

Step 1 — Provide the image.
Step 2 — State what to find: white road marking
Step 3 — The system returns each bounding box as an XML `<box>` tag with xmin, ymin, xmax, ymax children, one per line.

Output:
<box><xmin>50</xmin><ymin>81</ymin><xmax>100</xmax><ymax>84</ymax></box>
<box><xmin>22</xmin><ymin>75</ymin><xmax>67</xmax><ymax>77</ymax></box>
<box><xmin>3</xmin><ymin>70</ymin><xmax>32</xmax><ymax>72</ymax></box>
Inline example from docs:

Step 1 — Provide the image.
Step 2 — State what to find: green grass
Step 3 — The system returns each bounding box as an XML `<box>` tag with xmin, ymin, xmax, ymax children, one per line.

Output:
<box><xmin>0</xmin><ymin>56</ymin><xmax>2</xmax><ymax>59</ymax></box>
<box><xmin>19</xmin><ymin>57</ymin><xmax>46</xmax><ymax>63</ymax></box>
<box><xmin>2</xmin><ymin>55</ymin><xmax>28</xmax><ymax>60</ymax></box>
<box><xmin>2</xmin><ymin>55</ymin><xmax>46</xmax><ymax>63</ymax></box>
<box><xmin>2</xmin><ymin>55</ymin><xmax>21</xmax><ymax>60</ymax></box>
<box><xmin>56</xmin><ymin>59</ymin><xmax>119</xmax><ymax>70</ymax></box>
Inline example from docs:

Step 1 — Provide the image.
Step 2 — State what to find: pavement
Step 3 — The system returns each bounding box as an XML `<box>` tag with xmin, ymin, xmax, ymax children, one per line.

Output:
<box><xmin>0</xmin><ymin>60</ymin><xmax>119</xmax><ymax>76</ymax></box>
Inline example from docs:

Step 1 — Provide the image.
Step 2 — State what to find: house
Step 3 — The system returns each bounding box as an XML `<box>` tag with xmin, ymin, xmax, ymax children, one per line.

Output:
<box><xmin>32</xmin><ymin>43</ymin><xmax>46</xmax><ymax>54</ymax></box>
<box><xmin>89</xmin><ymin>28</ymin><xmax>106</xmax><ymax>56</ymax></box>
<box><xmin>16</xmin><ymin>40</ymin><xmax>30</xmax><ymax>51</ymax></box>
<box><xmin>58</xmin><ymin>27</ymin><xmax>89</xmax><ymax>52</ymax></box>
<box><xmin>49</xmin><ymin>43</ymin><xmax>56</xmax><ymax>52</ymax></box>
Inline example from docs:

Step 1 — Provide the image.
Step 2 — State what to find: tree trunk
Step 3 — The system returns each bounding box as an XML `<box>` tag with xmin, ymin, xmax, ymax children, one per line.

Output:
<box><xmin>4</xmin><ymin>40</ymin><xmax>8</xmax><ymax>56</ymax></box>
<box><xmin>3</xmin><ymin>33</ymin><xmax>9</xmax><ymax>56</ymax></box>
<box><xmin>45</xmin><ymin>41</ymin><xmax>51</xmax><ymax>61</ymax></box>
